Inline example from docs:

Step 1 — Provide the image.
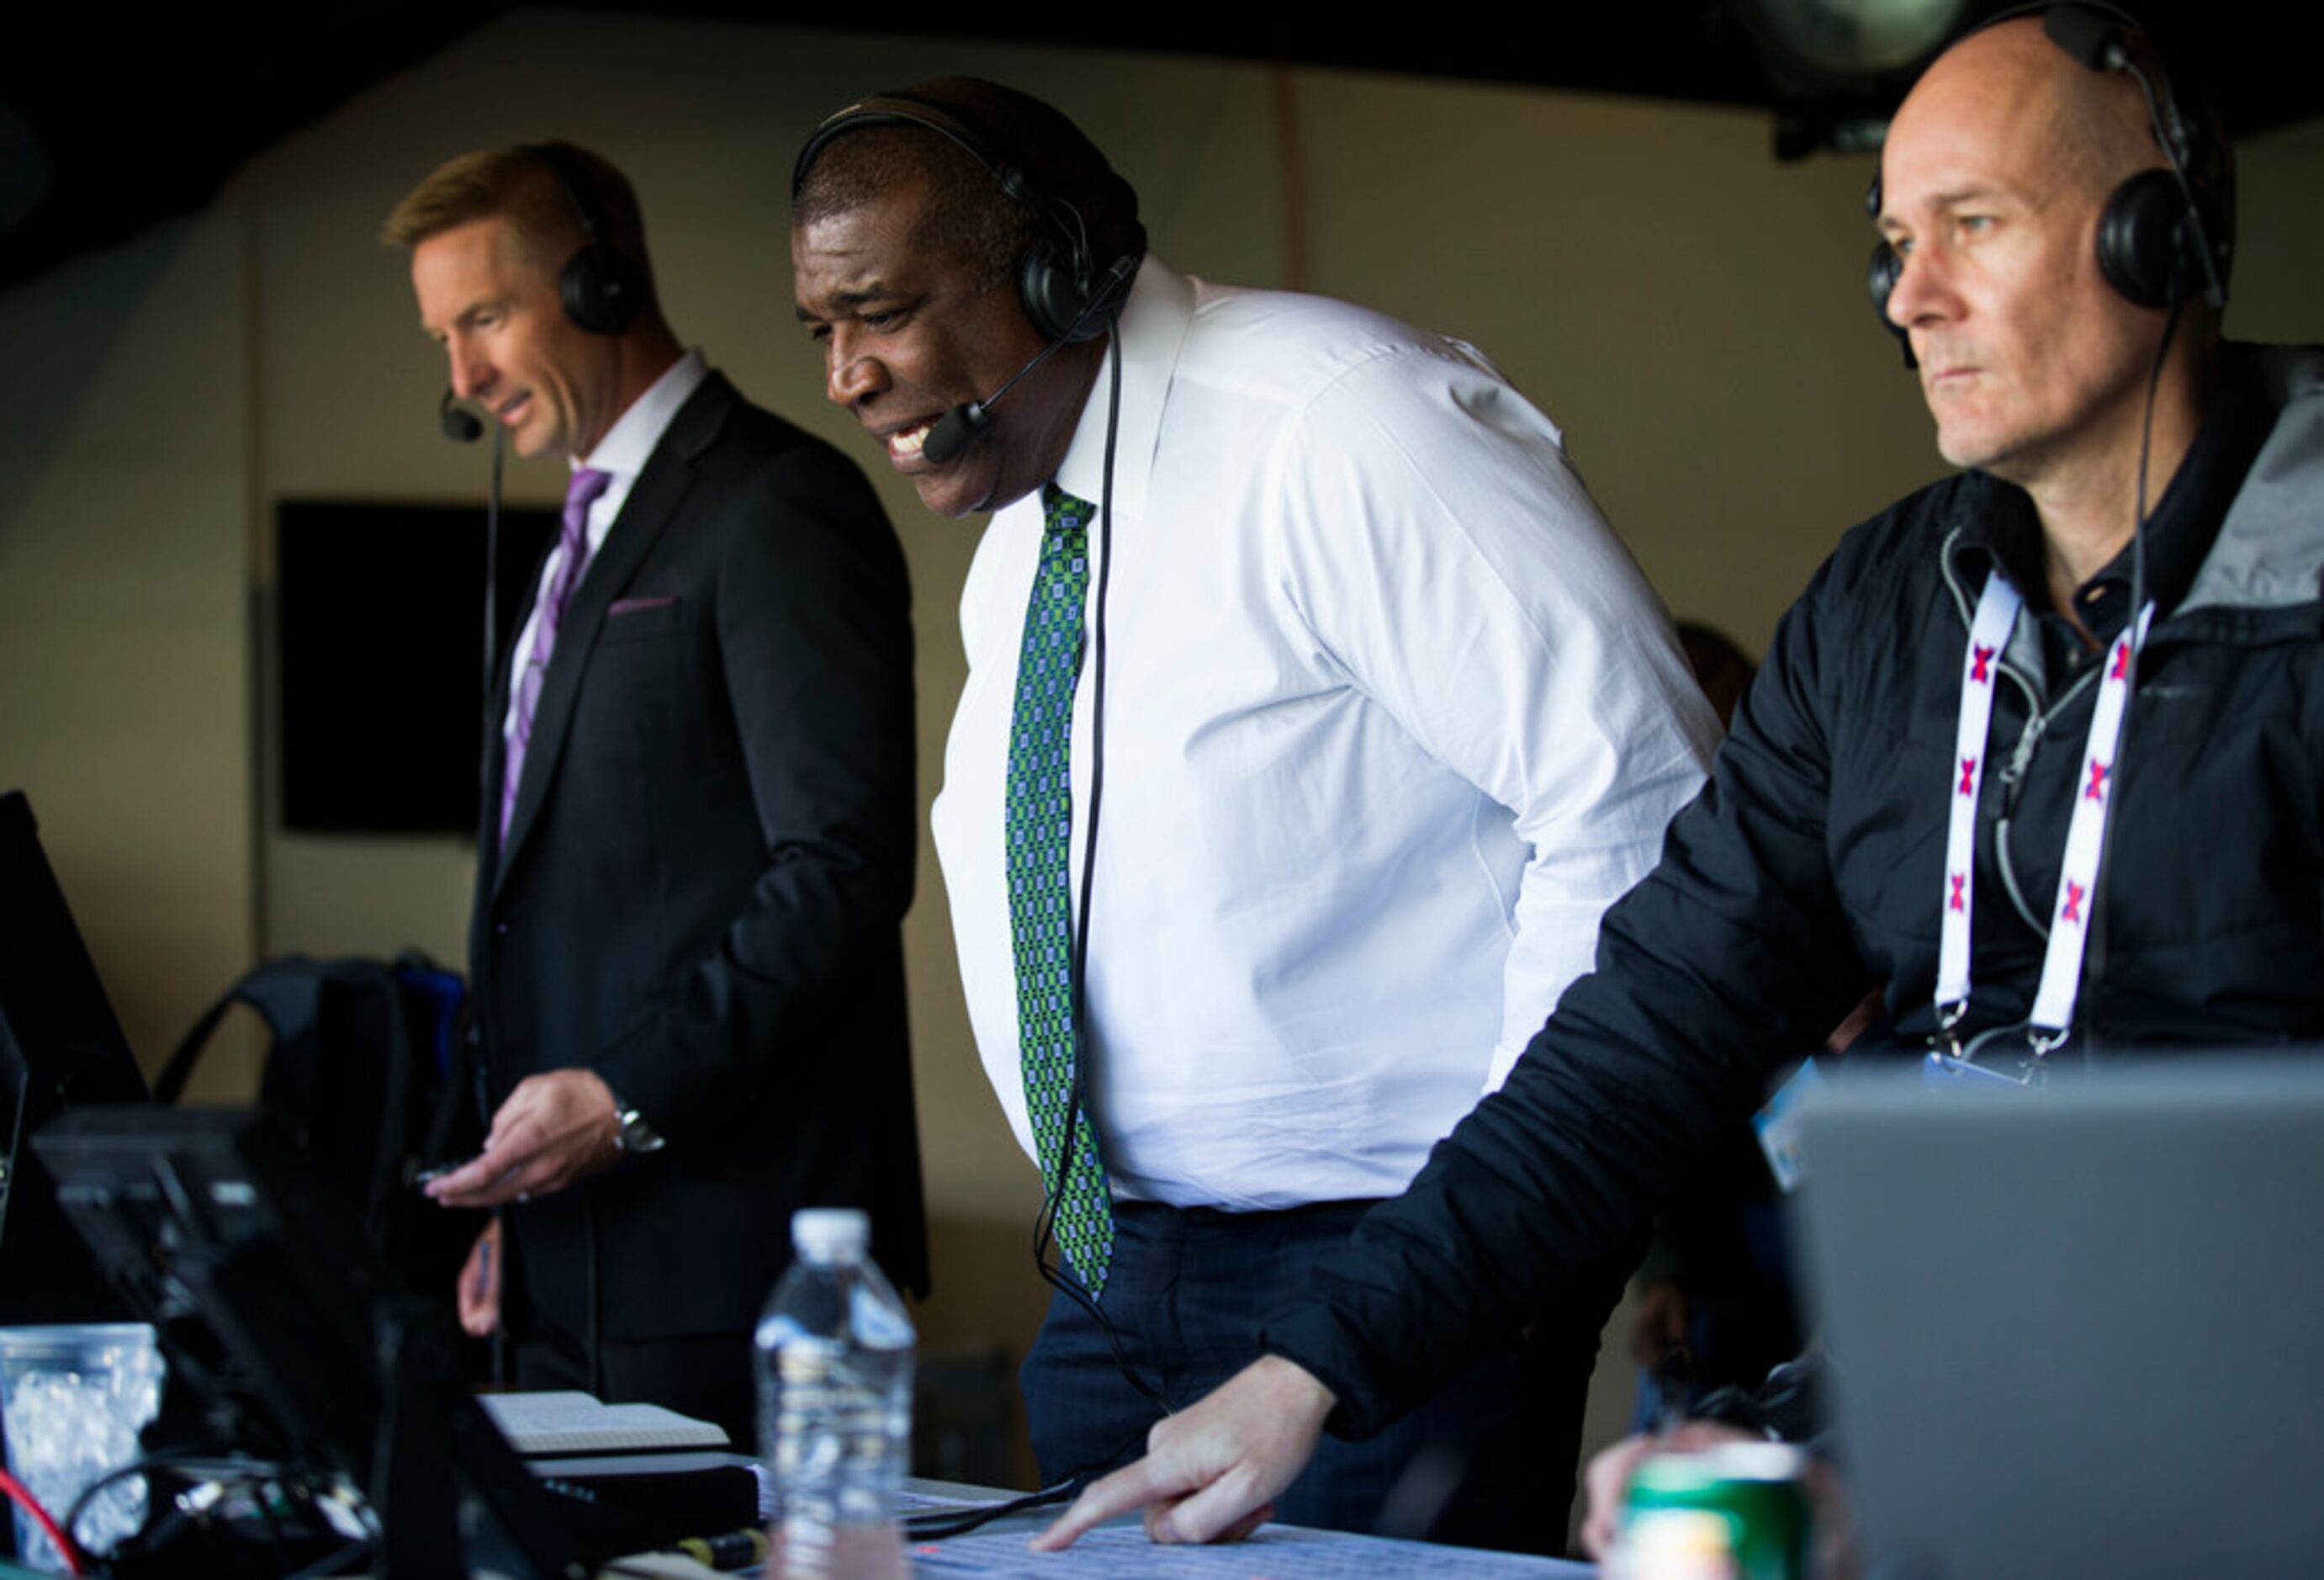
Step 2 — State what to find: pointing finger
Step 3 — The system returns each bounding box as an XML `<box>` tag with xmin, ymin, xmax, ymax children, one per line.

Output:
<box><xmin>1030</xmin><ymin>1459</ymin><xmax>1178</xmax><ymax>1551</ymax></box>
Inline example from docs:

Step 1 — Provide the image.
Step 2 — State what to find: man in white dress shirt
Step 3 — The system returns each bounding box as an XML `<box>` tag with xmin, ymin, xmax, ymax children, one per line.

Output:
<box><xmin>791</xmin><ymin>79</ymin><xmax>1717</xmax><ymax>1547</ymax></box>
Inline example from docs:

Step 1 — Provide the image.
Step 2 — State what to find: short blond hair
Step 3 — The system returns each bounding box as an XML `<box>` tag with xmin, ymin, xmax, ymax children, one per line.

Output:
<box><xmin>384</xmin><ymin>142</ymin><xmax>659</xmax><ymax>305</ymax></box>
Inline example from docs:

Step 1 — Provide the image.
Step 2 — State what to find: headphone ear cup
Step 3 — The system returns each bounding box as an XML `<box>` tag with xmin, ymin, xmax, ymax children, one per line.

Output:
<box><xmin>561</xmin><ymin>242</ymin><xmax>646</xmax><ymax>336</ymax></box>
<box><xmin>1866</xmin><ymin>238</ymin><xmax>1899</xmax><ymax>320</ymax></box>
<box><xmin>2096</xmin><ymin>167</ymin><xmax>2194</xmax><ymax>310</ymax></box>
<box><xmin>1018</xmin><ymin>235</ymin><xmax>1101</xmax><ymax>345</ymax></box>
<box><xmin>1867</xmin><ymin>239</ymin><xmax>1917</xmax><ymax>369</ymax></box>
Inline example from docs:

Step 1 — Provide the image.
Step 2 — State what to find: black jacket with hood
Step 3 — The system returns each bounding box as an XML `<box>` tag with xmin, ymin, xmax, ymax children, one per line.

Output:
<box><xmin>1269</xmin><ymin>346</ymin><xmax>2324</xmax><ymax>1438</ymax></box>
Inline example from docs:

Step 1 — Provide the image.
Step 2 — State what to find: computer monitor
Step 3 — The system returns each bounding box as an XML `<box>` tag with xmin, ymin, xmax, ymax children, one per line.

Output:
<box><xmin>1795</xmin><ymin>1061</ymin><xmax>2324</xmax><ymax>1578</ymax></box>
<box><xmin>0</xmin><ymin>789</ymin><xmax>151</xmax><ymax>1325</ymax></box>
<box><xmin>35</xmin><ymin>1105</ymin><xmax>669</xmax><ymax>1575</ymax></box>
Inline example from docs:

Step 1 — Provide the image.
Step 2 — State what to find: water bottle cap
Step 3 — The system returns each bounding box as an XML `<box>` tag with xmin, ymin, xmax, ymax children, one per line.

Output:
<box><xmin>790</xmin><ymin>1206</ymin><xmax>871</xmax><ymax>1261</ymax></box>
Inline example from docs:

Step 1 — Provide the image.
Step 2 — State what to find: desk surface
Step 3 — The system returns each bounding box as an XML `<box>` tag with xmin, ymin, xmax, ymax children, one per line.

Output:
<box><xmin>680</xmin><ymin>1479</ymin><xmax>1596</xmax><ymax>1579</ymax></box>
<box><xmin>903</xmin><ymin>1480</ymin><xmax>1591</xmax><ymax>1577</ymax></box>
<box><xmin>6</xmin><ymin>1477</ymin><xmax>1596</xmax><ymax>1579</ymax></box>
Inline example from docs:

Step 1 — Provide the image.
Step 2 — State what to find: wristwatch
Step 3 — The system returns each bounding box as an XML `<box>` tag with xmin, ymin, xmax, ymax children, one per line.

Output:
<box><xmin>606</xmin><ymin>1089</ymin><xmax>666</xmax><ymax>1155</ymax></box>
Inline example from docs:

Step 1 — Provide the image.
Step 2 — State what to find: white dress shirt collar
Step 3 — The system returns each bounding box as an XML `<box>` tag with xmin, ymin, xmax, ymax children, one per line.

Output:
<box><xmin>1052</xmin><ymin>257</ymin><xmax>1192</xmax><ymax>522</ymax></box>
<box><xmin>577</xmin><ymin>347</ymin><xmax>710</xmax><ymax>485</ymax></box>
<box><xmin>501</xmin><ymin>350</ymin><xmax>712</xmax><ymax>748</ymax></box>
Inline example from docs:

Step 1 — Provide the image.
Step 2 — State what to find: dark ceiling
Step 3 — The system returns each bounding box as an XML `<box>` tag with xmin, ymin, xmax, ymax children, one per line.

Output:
<box><xmin>1</xmin><ymin>3</ymin><xmax>2311</xmax><ymax>296</ymax></box>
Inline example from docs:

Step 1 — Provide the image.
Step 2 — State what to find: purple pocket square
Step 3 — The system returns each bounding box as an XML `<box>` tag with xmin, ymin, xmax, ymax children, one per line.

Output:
<box><xmin>607</xmin><ymin>595</ymin><xmax>680</xmax><ymax>616</ymax></box>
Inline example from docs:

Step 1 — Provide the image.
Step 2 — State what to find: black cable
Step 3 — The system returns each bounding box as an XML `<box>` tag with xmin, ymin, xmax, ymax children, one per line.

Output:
<box><xmin>484</xmin><ymin>423</ymin><xmax>505</xmax><ymax>743</ymax></box>
<box><xmin>474</xmin><ymin>415</ymin><xmax>506</xmax><ymax>838</ymax></box>
<box><xmin>66</xmin><ymin>1453</ymin><xmax>355</xmax><ymax>1572</ymax></box>
<box><xmin>60</xmin><ymin>1447</ymin><xmax>271</xmax><ymax>1553</ymax></box>
<box><xmin>902</xmin><ymin>1477</ymin><xmax>1079</xmax><ymax>1540</ymax></box>
<box><xmin>474</xmin><ymin>421</ymin><xmax>523</xmax><ymax>1394</ymax></box>
<box><xmin>1025</xmin><ymin>331</ymin><xmax>1172</xmax><ymax>1418</ymax></box>
<box><xmin>2078</xmin><ymin>295</ymin><xmax>2184</xmax><ymax>1063</ymax></box>
<box><xmin>585</xmin><ymin>1184</ymin><xmax>604</xmax><ymax>1399</ymax></box>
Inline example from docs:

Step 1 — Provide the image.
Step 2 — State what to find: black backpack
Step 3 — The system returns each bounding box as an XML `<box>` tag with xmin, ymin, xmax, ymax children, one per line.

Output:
<box><xmin>154</xmin><ymin>952</ymin><xmax>480</xmax><ymax>1296</ymax></box>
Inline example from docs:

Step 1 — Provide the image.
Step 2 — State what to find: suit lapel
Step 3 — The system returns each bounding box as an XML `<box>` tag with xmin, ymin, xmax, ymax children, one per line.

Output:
<box><xmin>490</xmin><ymin>375</ymin><xmax>738</xmax><ymax>897</ymax></box>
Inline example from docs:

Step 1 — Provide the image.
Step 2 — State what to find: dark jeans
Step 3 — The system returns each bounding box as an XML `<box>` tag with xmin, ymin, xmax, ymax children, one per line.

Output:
<box><xmin>1020</xmin><ymin>1198</ymin><xmax>1630</xmax><ymax>1556</ymax></box>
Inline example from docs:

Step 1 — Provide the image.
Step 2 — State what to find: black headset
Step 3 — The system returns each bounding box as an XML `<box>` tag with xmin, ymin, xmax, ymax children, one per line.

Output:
<box><xmin>520</xmin><ymin>142</ymin><xmax>648</xmax><ymax>337</ymax></box>
<box><xmin>1867</xmin><ymin>3</ymin><xmax>2231</xmax><ymax>365</ymax></box>
<box><xmin>790</xmin><ymin>91</ymin><xmax>1130</xmax><ymax>346</ymax></box>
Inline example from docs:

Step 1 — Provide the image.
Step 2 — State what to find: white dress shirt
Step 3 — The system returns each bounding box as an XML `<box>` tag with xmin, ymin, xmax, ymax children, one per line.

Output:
<box><xmin>501</xmin><ymin>349</ymin><xmax>710</xmax><ymax>745</ymax></box>
<box><xmin>932</xmin><ymin>259</ymin><xmax>1718</xmax><ymax>1212</ymax></box>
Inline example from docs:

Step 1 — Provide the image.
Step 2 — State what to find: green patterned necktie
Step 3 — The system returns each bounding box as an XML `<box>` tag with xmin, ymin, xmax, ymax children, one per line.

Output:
<box><xmin>1004</xmin><ymin>484</ymin><xmax>1114</xmax><ymax>1296</ymax></box>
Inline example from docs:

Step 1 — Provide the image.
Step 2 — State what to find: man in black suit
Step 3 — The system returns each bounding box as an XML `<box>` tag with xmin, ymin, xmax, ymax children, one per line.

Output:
<box><xmin>391</xmin><ymin>143</ymin><xmax>926</xmax><ymax>1444</ymax></box>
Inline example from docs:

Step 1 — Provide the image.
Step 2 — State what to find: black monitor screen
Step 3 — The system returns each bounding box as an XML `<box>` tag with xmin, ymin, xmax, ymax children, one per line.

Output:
<box><xmin>36</xmin><ymin>1107</ymin><xmax>657</xmax><ymax>1572</ymax></box>
<box><xmin>0</xmin><ymin>789</ymin><xmax>149</xmax><ymax>1324</ymax></box>
<box><xmin>276</xmin><ymin>499</ymin><xmax>553</xmax><ymax>835</ymax></box>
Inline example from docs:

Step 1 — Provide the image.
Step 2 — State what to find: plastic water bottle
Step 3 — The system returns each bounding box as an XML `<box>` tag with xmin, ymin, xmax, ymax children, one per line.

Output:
<box><xmin>756</xmin><ymin>1207</ymin><xmax>914</xmax><ymax>1578</ymax></box>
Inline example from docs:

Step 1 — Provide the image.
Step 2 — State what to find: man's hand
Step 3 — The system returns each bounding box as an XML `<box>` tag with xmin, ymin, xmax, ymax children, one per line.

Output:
<box><xmin>1579</xmin><ymin>1419</ymin><xmax>1760</xmax><ymax>1559</ymax></box>
<box><xmin>423</xmin><ymin>1069</ymin><xmax>622</xmax><ymax>1209</ymax></box>
<box><xmin>1030</xmin><ymin>1355</ymin><xmax>1336</xmax><ymax>1551</ymax></box>
<box><xmin>458</xmin><ymin>1217</ymin><xmax>502</xmax><ymax>1337</ymax></box>
<box><xmin>1582</xmin><ymin>1419</ymin><xmax>1858</xmax><ymax>1576</ymax></box>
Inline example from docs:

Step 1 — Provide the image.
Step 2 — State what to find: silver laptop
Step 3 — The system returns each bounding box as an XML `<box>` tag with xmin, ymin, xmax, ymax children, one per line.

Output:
<box><xmin>1793</xmin><ymin>1059</ymin><xmax>2324</xmax><ymax>1579</ymax></box>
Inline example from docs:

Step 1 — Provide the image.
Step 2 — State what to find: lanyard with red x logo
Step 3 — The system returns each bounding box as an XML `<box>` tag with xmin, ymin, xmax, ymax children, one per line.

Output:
<box><xmin>1935</xmin><ymin>571</ymin><xmax>2155</xmax><ymax>1058</ymax></box>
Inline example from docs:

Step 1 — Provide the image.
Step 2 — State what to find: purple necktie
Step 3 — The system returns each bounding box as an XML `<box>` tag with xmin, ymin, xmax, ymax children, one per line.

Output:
<box><xmin>500</xmin><ymin>466</ymin><xmax>612</xmax><ymax>841</ymax></box>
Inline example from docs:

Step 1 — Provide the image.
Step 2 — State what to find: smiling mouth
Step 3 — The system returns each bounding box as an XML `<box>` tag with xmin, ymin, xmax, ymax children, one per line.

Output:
<box><xmin>498</xmin><ymin>394</ymin><xmax>532</xmax><ymax>424</ymax></box>
<box><xmin>884</xmin><ymin>419</ymin><xmax>935</xmax><ymax>465</ymax></box>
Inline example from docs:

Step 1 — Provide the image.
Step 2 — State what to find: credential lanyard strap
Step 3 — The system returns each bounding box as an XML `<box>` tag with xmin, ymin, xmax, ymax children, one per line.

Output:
<box><xmin>1934</xmin><ymin>572</ymin><xmax>2153</xmax><ymax>1055</ymax></box>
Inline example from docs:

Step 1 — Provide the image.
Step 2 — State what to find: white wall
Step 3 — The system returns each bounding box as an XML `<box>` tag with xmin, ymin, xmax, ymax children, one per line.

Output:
<box><xmin>0</xmin><ymin>205</ymin><xmax>259</xmax><ymax>1097</ymax></box>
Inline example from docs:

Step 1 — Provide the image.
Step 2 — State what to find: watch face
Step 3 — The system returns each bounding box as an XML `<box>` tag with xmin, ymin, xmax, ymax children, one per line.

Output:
<box><xmin>615</xmin><ymin>1108</ymin><xmax>665</xmax><ymax>1154</ymax></box>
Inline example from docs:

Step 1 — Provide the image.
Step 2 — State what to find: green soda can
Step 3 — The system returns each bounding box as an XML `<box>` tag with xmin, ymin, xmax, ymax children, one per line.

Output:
<box><xmin>1610</xmin><ymin>1441</ymin><xmax>1812</xmax><ymax>1580</ymax></box>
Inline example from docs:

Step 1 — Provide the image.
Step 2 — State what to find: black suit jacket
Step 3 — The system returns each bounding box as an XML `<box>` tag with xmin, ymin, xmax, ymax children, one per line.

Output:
<box><xmin>471</xmin><ymin>371</ymin><xmax>928</xmax><ymax>1346</ymax></box>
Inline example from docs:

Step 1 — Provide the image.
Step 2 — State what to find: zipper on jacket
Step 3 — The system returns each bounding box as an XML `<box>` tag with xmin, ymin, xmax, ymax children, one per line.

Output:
<box><xmin>1990</xmin><ymin>655</ymin><xmax>2104</xmax><ymax>935</ymax></box>
<box><xmin>1941</xmin><ymin>517</ymin><xmax>2121</xmax><ymax>936</ymax></box>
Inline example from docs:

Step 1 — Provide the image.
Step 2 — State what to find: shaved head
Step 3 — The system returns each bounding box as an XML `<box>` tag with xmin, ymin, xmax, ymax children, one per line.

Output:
<box><xmin>1896</xmin><ymin>18</ymin><xmax>2166</xmax><ymax>210</ymax></box>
